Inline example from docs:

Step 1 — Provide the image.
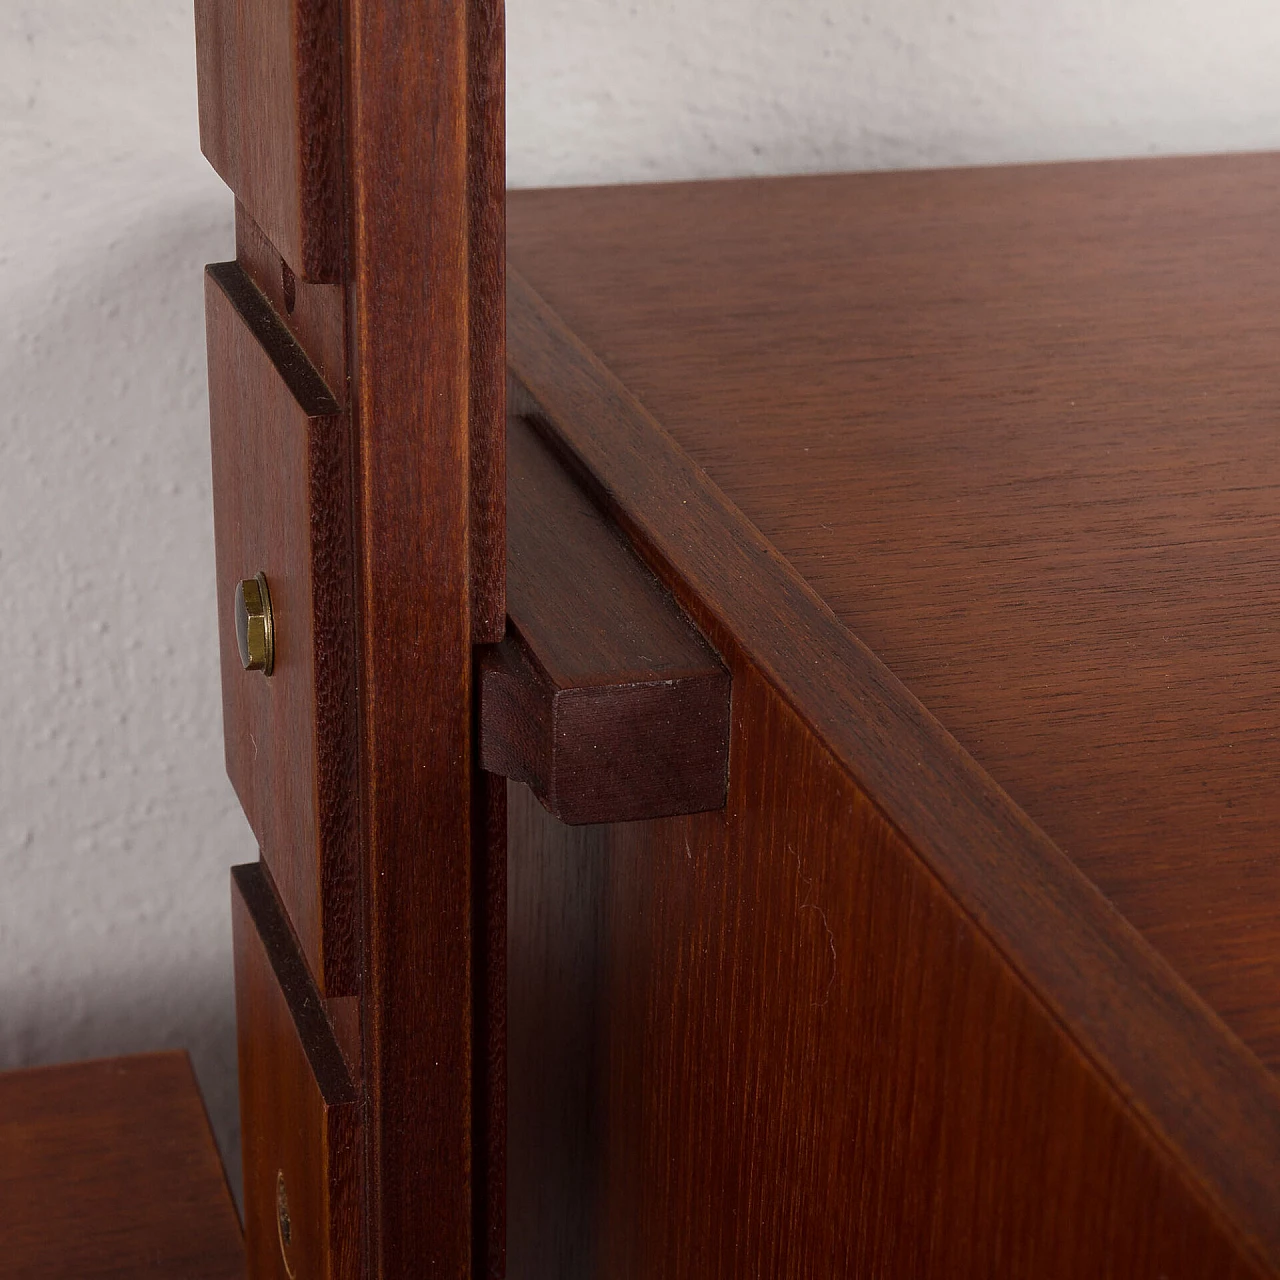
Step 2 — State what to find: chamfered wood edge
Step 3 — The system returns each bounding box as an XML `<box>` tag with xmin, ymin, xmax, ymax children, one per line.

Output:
<box><xmin>232</xmin><ymin>861</ymin><xmax>357</xmax><ymax>1106</ymax></box>
<box><xmin>505</xmin><ymin>264</ymin><xmax>1280</xmax><ymax>1271</ymax></box>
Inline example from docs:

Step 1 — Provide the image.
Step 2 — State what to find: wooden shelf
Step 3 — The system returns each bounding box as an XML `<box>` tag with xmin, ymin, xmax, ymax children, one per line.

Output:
<box><xmin>505</xmin><ymin>154</ymin><xmax>1280</xmax><ymax>1276</ymax></box>
<box><xmin>510</xmin><ymin>154</ymin><xmax>1280</xmax><ymax>1072</ymax></box>
<box><xmin>0</xmin><ymin>1052</ymin><xmax>244</xmax><ymax>1279</ymax></box>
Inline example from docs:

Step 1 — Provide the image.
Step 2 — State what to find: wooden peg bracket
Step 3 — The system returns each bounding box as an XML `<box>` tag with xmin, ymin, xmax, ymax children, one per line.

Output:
<box><xmin>481</xmin><ymin>416</ymin><xmax>731</xmax><ymax>825</ymax></box>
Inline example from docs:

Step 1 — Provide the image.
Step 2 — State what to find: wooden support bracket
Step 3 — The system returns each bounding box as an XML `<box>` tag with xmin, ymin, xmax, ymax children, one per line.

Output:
<box><xmin>480</xmin><ymin>417</ymin><xmax>731</xmax><ymax>825</ymax></box>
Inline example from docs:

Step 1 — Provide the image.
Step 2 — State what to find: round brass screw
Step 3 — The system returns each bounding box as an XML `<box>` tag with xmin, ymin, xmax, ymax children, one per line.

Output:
<box><xmin>235</xmin><ymin>572</ymin><xmax>275</xmax><ymax>676</ymax></box>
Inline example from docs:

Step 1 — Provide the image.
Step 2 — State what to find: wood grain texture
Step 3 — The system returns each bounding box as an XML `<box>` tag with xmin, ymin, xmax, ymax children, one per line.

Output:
<box><xmin>0</xmin><ymin>1052</ymin><xmax>243</xmax><ymax>1279</ymax></box>
<box><xmin>476</xmin><ymin>770</ymin><xmax>508</xmax><ymax>1280</ymax></box>
<box><xmin>233</xmin><ymin>862</ymin><xmax>360</xmax><ymax>1280</ymax></box>
<box><xmin>507</xmin><ymin>665</ymin><xmax>1269</xmax><ymax>1279</ymax></box>
<box><xmin>480</xmin><ymin>415</ymin><xmax>729</xmax><ymax>824</ymax></box>
<box><xmin>196</xmin><ymin>0</ymin><xmax>343</xmax><ymax>281</ymax></box>
<box><xmin>339</xmin><ymin>1</ymin><xmax>504</xmax><ymax>1272</ymax></box>
<box><xmin>505</xmin><ymin>262</ymin><xmax>1280</xmax><ymax>1271</ymax></box>
<box><xmin>467</xmin><ymin>0</ymin><xmax>507</xmax><ymax>643</ymax></box>
<box><xmin>236</xmin><ymin>200</ymin><xmax>346</xmax><ymax>397</ymax></box>
<box><xmin>207</xmin><ymin>260</ymin><xmax>358</xmax><ymax>996</ymax></box>
<box><xmin>507</xmin><ymin>156</ymin><xmax>1280</xmax><ymax>1072</ymax></box>
<box><xmin>199</xmin><ymin>0</ymin><xmax>506</xmax><ymax>1271</ymax></box>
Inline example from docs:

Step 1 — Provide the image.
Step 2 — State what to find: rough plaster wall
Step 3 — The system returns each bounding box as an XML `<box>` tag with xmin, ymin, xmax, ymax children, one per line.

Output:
<box><xmin>2</xmin><ymin>0</ymin><xmax>1279</xmax><ymax>1203</ymax></box>
<box><xmin>509</xmin><ymin>0</ymin><xmax>1280</xmax><ymax>186</ymax></box>
<box><xmin>0</xmin><ymin>0</ymin><xmax>242</xmax><ymax>1193</ymax></box>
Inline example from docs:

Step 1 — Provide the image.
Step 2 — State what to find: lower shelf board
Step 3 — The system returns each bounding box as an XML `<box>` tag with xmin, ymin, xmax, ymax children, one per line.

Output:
<box><xmin>0</xmin><ymin>1051</ymin><xmax>244</xmax><ymax>1279</ymax></box>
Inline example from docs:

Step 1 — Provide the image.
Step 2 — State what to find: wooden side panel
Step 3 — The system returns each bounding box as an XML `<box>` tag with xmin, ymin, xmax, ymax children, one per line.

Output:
<box><xmin>507</xmin><ymin>651</ymin><xmax>1269</xmax><ymax>1279</ymax></box>
<box><xmin>233</xmin><ymin>863</ymin><xmax>360</xmax><ymax>1280</ymax></box>
<box><xmin>207</xmin><ymin>262</ymin><xmax>358</xmax><ymax>996</ymax></box>
<box><xmin>196</xmin><ymin>0</ymin><xmax>343</xmax><ymax>281</ymax></box>
<box><xmin>0</xmin><ymin>1053</ymin><xmax>244</xmax><ymax>1280</ymax></box>
<box><xmin>506</xmin><ymin>160</ymin><xmax>1280</xmax><ymax>1075</ymax></box>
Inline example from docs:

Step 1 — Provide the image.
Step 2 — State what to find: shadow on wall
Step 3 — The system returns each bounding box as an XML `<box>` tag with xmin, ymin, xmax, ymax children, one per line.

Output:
<box><xmin>0</xmin><ymin>199</ymin><xmax>251</xmax><ymax>1205</ymax></box>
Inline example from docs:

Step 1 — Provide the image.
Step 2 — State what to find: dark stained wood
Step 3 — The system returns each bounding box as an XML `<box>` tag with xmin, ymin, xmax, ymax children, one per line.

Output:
<box><xmin>233</xmin><ymin>862</ymin><xmax>360</xmax><ymax>1280</ymax></box>
<box><xmin>467</xmin><ymin>0</ymin><xmax>508</xmax><ymax>643</ymax></box>
<box><xmin>476</xmin><ymin>770</ymin><xmax>508</xmax><ymax>1280</ymax></box>
<box><xmin>507</xmin><ymin>674</ymin><xmax>1268</xmax><ymax>1279</ymax></box>
<box><xmin>236</xmin><ymin>200</ymin><xmax>346</xmax><ymax>397</ymax></box>
<box><xmin>505</xmin><ymin>260</ymin><xmax>1280</xmax><ymax>1272</ymax></box>
<box><xmin>207</xmin><ymin>260</ymin><xmax>359</xmax><ymax>997</ymax></box>
<box><xmin>339</xmin><ymin>0</ymin><xmax>506</xmax><ymax>1272</ymax></box>
<box><xmin>481</xmin><ymin>415</ymin><xmax>729</xmax><ymax>824</ymax></box>
<box><xmin>197</xmin><ymin>0</ymin><xmax>507</xmax><ymax>1271</ymax></box>
<box><xmin>506</xmin><ymin>801</ymin><xmax>604</xmax><ymax>1279</ymax></box>
<box><xmin>196</xmin><ymin>0</ymin><xmax>343</xmax><ymax>281</ymax></box>
<box><xmin>0</xmin><ymin>1052</ymin><xmax>244</xmax><ymax>1279</ymax></box>
<box><xmin>507</xmin><ymin>156</ymin><xmax>1280</xmax><ymax>1074</ymax></box>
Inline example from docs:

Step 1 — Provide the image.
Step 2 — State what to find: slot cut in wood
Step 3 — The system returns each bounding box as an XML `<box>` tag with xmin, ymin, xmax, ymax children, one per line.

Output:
<box><xmin>480</xmin><ymin>416</ymin><xmax>731</xmax><ymax>825</ymax></box>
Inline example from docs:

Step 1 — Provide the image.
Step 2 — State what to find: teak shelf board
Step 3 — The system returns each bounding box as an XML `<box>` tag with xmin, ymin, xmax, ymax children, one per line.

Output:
<box><xmin>0</xmin><ymin>1052</ymin><xmax>244</xmax><ymax>1279</ymax></box>
<box><xmin>507</xmin><ymin>152</ymin><xmax>1280</xmax><ymax>1075</ymax></box>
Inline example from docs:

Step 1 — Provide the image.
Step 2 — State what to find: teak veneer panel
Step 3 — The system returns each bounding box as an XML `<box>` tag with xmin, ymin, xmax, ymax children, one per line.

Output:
<box><xmin>507</xmin><ymin>154</ymin><xmax>1280</xmax><ymax>1074</ymax></box>
<box><xmin>481</xmin><ymin>415</ymin><xmax>730</xmax><ymax>824</ymax></box>
<box><xmin>507</xmin><ymin>675</ymin><xmax>1265</xmax><ymax>1279</ymax></box>
<box><xmin>0</xmin><ymin>1052</ymin><xmax>244</xmax><ymax>1279</ymax></box>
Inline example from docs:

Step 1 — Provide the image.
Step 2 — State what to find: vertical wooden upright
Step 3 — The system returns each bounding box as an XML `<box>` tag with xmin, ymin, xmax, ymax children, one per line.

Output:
<box><xmin>197</xmin><ymin>0</ymin><xmax>505</xmax><ymax>1275</ymax></box>
<box><xmin>343</xmin><ymin>1</ymin><xmax>504</xmax><ymax>1275</ymax></box>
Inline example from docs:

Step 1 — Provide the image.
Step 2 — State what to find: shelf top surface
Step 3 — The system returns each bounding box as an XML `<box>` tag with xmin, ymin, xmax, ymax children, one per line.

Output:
<box><xmin>508</xmin><ymin>153</ymin><xmax>1280</xmax><ymax>1075</ymax></box>
<box><xmin>0</xmin><ymin>1052</ymin><xmax>244</xmax><ymax>1277</ymax></box>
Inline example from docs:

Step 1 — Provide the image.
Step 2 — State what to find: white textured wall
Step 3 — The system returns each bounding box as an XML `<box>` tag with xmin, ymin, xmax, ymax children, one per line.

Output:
<box><xmin>0</xmin><ymin>0</ymin><xmax>242</xmax><ymax>1188</ymax></box>
<box><xmin>2</xmin><ymin>0</ymin><xmax>1279</xmax><ymax>1197</ymax></box>
<box><xmin>508</xmin><ymin>0</ymin><xmax>1280</xmax><ymax>186</ymax></box>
